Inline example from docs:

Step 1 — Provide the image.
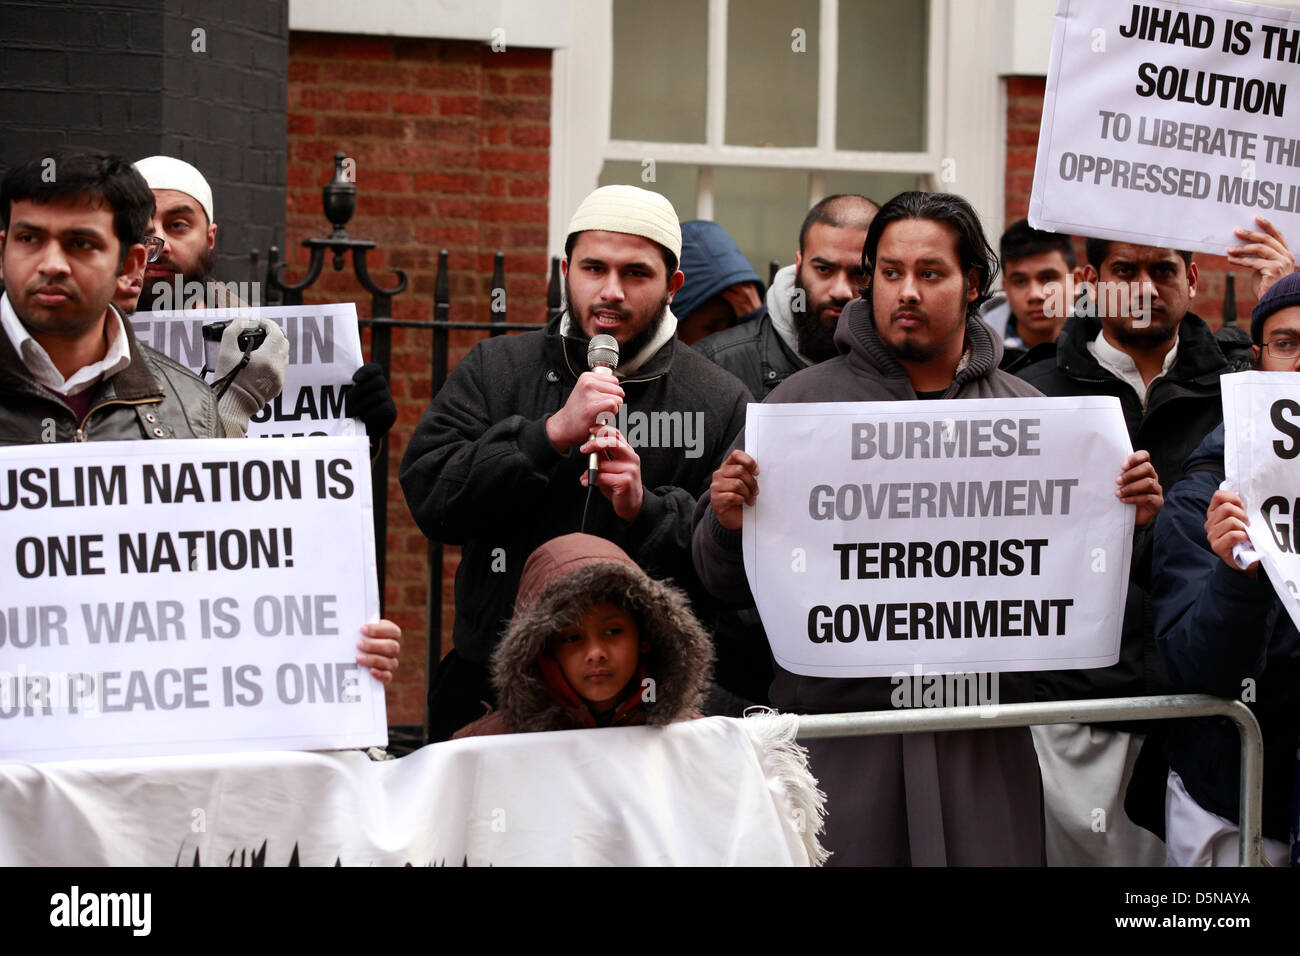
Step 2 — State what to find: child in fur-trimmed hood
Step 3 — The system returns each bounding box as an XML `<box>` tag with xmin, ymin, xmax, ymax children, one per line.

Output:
<box><xmin>454</xmin><ymin>533</ymin><xmax>715</xmax><ymax>737</ymax></box>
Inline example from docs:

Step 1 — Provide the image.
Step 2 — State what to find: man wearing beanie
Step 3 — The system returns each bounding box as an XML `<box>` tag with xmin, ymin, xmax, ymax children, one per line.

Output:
<box><xmin>1151</xmin><ymin>268</ymin><xmax>1300</xmax><ymax>865</ymax></box>
<box><xmin>400</xmin><ymin>185</ymin><xmax>751</xmax><ymax>742</ymax></box>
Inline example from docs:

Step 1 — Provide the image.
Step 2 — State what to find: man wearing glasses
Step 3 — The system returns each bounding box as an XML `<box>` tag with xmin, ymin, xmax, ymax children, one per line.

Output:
<box><xmin>1016</xmin><ymin>219</ymin><xmax>1294</xmax><ymax>866</ymax></box>
<box><xmin>1151</xmin><ymin>269</ymin><xmax>1300</xmax><ymax>866</ymax></box>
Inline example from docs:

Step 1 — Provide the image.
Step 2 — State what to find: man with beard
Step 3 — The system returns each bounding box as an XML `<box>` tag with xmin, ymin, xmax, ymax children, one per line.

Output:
<box><xmin>400</xmin><ymin>185</ymin><xmax>750</xmax><ymax>741</ymax></box>
<box><xmin>695</xmin><ymin>194</ymin><xmax>877</xmax><ymax>397</ymax></box>
<box><xmin>1017</xmin><ymin>224</ymin><xmax>1294</xmax><ymax>867</ymax></box>
<box><xmin>692</xmin><ymin>190</ymin><xmax>1166</xmax><ymax>865</ymax></box>
<box><xmin>131</xmin><ymin>156</ymin><xmax>396</xmax><ymax>447</ymax></box>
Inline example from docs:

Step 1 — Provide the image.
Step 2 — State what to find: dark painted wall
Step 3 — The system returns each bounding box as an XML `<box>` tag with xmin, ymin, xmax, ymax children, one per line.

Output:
<box><xmin>0</xmin><ymin>0</ymin><xmax>288</xmax><ymax>282</ymax></box>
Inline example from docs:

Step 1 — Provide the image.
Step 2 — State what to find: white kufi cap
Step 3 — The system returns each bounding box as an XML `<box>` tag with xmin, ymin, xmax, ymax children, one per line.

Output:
<box><xmin>134</xmin><ymin>155</ymin><xmax>214</xmax><ymax>223</ymax></box>
<box><xmin>566</xmin><ymin>185</ymin><xmax>681</xmax><ymax>261</ymax></box>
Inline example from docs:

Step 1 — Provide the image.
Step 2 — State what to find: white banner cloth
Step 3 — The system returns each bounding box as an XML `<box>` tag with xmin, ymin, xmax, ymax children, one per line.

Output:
<box><xmin>1030</xmin><ymin>0</ymin><xmax>1300</xmax><ymax>255</ymax></box>
<box><xmin>742</xmin><ymin>398</ymin><xmax>1133</xmax><ymax>678</ymax></box>
<box><xmin>131</xmin><ymin>304</ymin><xmax>364</xmax><ymax>438</ymax></box>
<box><xmin>0</xmin><ymin>716</ymin><xmax>824</xmax><ymax>866</ymax></box>
<box><xmin>1222</xmin><ymin>371</ymin><xmax>1300</xmax><ymax>630</ymax></box>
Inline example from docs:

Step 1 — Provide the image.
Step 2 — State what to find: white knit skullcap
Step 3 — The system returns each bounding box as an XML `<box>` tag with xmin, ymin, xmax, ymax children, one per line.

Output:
<box><xmin>134</xmin><ymin>155</ymin><xmax>214</xmax><ymax>224</ymax></box>
<box><xmin>566</xmin><ymin>185</ymin><xmax>681</xmax><ymax>261</ymax></box>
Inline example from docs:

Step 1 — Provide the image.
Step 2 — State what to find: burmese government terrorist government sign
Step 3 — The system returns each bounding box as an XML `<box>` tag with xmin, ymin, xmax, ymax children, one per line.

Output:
<box><xmin>0</xmin><ymin>437</ymin><xmax>385</xmax><ymax>762</ymax></box>
<box><xmin>1223</xmin><ymin>371</ymin><xmax>1300</xmax><ymax>631</ymax></box>
<box><xmin>742</xmin><ymin>399</ymin><xmax>1133</xmax><ymax>679</ymax></box>
<box><xmin>1030</xmin><ymin>0</ymin><xmax>1300</xmax><ymax>255</ymax></box>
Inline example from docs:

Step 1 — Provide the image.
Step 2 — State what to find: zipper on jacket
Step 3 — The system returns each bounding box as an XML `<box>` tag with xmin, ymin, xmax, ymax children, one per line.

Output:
<box><xmin>75</xmin><ymin>397</ymin><xmax>159</xmax><ymax>441</ymax></box>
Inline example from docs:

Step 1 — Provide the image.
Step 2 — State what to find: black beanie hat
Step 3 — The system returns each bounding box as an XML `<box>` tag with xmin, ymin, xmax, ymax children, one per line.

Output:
<box><xmin>1251</xmin><ymin>270</ymin><xmax>1300</xmax><ymax>344</ymax></box>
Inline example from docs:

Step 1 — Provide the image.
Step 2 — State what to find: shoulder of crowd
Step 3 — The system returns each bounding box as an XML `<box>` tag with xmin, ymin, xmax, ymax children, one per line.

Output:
<box><xmin>670</xmin><ymin>339</ymin><xmax>753</xmax><ymax>401</ymax></box>
<box><xmin>693</xmin><ymin>317</ymin><xmax>764</xmax><ymax>359</ymax></box>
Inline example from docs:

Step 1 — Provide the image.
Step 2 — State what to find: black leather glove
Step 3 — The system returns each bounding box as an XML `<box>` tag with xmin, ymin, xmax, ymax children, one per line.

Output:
<box><xmin>346</xmin><ymin>362</ymin><xmax>397</xmax><ymax>439</ymax></box>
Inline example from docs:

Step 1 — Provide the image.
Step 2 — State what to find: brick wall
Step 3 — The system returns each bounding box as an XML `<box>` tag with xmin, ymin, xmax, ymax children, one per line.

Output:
<box><xmin>286</xmin><ymin>33</ymin><xmax>553</xmax><ymax>726</ymax></box>
<box><xmin>1005</xmin><ymin>75</ymin><xmax>1262</xmax><ymax>329</ymax></box>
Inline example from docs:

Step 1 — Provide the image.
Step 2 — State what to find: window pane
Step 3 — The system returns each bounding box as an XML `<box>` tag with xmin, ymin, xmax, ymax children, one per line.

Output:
<box><xmin>837</xmin><ymin>0</ymin><xmax>928</xmax><ymax>152</ymax></box>
<box><xmin>597</xmin><ymin>161</ymin><xmax>699</xmax><ymax>223</ymax></box>
<box><xmin>712</xmin><ymin>167</ymin><xmax>812</xmax><ymax>274</ymax></box>
<box><xmin>822</xmin><ymin>170</ymin><xmax>923</xmax><ymax>208</ymax></box>
<box><xmin>611</xmin><ymin>0</ymin><xmax>708</xmax><ymax>143</ymax></box>
<box><xmin>725</xmin><ymin>0</ymin><xmax>819</xmax><ymax>147</ymax></box>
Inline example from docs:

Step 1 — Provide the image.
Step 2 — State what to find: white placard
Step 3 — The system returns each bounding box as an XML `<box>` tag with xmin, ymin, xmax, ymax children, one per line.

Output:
<box><xmin>742</xmin><ymin>398</ymin><xmax>1134</xmax><ymax>678</ymax></box>
<box><xmin>1030</xmin><ymin>0</ymin><xmax>1300</xmax><ymax>255</ymax></box>
<box><xmin>1222</xmin><ymin>370</ymin><xmax>1300</xmax><ymax>629</ymax></box>
<box><xmin>131</xmin><ymin>303</ymin><xmax>365</xmax><ymax>438</ymax></box>
<box><xmin>0</xmin><ymin>437</ymin><xmax>385</xmax><ymax>762</ymax></box>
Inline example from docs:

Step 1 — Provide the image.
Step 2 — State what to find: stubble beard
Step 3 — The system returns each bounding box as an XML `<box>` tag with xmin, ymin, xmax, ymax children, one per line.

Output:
<box><xmin>566</xmin><ymin>276</ymin><xmax>670</xmax><ymax>362</ymax></box>
<box><xmin>135</xmin><ymin>244</ymin><xmax>215</xmax><ymax>312</ymax></box>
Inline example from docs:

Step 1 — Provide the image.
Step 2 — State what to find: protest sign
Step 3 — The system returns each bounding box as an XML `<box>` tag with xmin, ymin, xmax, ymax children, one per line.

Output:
<box><xmin>131</xmin><ymin>303</ymin><xmax>364</xmax><ymax>438</ymax></box>
<box><xmin>1030</xmin><ymin>0</ymin><xmax>1300</xmax><ymax>255</ymax></box>
<box><xmin>742</xmin><ymin>398</ymin><xmax>1133</xmax><ymax>679</ymax></box>
<box><xmin>1222</xmin><ymin>371</ymin><xmax>1300</xmax><ymax>630</ymax></box>
<box><xmin>0</xmin><ymin>437</ymin><xmax>385</xmax><ymax>762</ymax></box>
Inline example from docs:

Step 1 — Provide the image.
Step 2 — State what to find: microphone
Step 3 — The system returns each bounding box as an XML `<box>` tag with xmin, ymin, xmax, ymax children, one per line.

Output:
<box><xmin>586</xmin><ymin>334</ymin><xmax>620</xmax><ymax>480</ymax></box>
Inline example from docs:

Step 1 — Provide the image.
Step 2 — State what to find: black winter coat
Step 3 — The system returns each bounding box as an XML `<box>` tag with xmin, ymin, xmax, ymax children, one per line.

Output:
<box><xmin>399</xmin><ymin>314</ymin><xmax>750</xmax><ymax>666</ymax></box>
<box><xmin>693</xmin><ymin>310</ymin><xmax>801</xmax><ymax>401</ymax></box>
<box><xmin>1017</xmin><ymin>311</ymin><xmax>1229</xmax><ymax>705</ymax></box>
<box><xmin>1152</xmin><ymin>425</ymin><xmax>1300</xmax><ymax>842</ymax></box>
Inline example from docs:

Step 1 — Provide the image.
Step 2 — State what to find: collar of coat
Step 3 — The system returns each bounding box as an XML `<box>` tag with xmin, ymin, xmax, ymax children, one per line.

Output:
<box><xmin>551</xmin><ymin>312</ymin><xmax>679</xmax><ymax>384</ymax></box>
<box><xmin>0</xmin><ymin>303</ymin><xmax>164</xmax><ymax>406</ymax></box>
<box><xmin>836</xmin><ymin>296</ymin><xmax>1005</xmax><ymax>397</ymax></box>
<box><xmin>1052</xmin><ymin>309</ymin><xmax>1227</xmax><ymax>388</ymax></box>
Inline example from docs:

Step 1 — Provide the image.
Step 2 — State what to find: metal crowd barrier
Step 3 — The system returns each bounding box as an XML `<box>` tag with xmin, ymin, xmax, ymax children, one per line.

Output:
<box><xmin>795</xmin><ymin>693</ymin><xmax>1266</xmax><ymax>867</ymax></box>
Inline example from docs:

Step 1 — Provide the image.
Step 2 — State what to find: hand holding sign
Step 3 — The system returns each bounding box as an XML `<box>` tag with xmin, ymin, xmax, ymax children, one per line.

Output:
<box><xmin>357</xmin><ymin>619</ymin><xmax>402</xmax><ymax>682</ymax></box>
<box><xmin>710</xmin><ymin>449</ymin><xmax>760</xmax><ymax>531</ymax></box>
<box><xmin>1227</xmin><ymin>217</ymin><xmax>1295</xmax><ymax>300</ymax></box>
<box><xmin>1115</xmin><ymin>449</ymin><xmax>1163</xmax><ymax>527</ymax></box>
<box><xmin>1205</xmin><ymin>488</ymin><xmax>1259</xmax><ymax>577</ymax></box>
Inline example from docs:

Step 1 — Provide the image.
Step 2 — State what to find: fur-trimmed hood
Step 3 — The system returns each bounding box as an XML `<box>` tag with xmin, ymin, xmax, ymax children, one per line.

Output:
<box><xmin>478</xmin><ymin>534</ymin><xmax>715</xmax><ymax>735</ymax></box>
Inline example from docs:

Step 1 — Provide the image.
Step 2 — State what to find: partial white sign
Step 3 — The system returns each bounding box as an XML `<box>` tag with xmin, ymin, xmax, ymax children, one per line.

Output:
<box><xmin>1222</xmin><ymin>370</ymin><xmax>1300</xmax><ymax>629</ymax></box>
<box><xmin>0</xmin><ymin>437</ymin><xmax>384</xmax><ymax>762</ymax></box>
<box><xmin>1030</xmin><ymin>0</ymin><xmax>1300</xmax><ymax>255</ymax></box>
<box><xmin>742</xmin><ymin>398</ymin><xmax>1134</xmax><ymax>678</ymax></box>
<box><xmin>131</xmin><ymin>303</ymin><xmax>364</xmax><ymax>438</ymax></box>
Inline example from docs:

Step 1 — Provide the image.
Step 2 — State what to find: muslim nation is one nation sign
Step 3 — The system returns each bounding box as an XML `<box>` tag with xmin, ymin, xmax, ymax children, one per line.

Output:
<box><xmin>1030</xmin><ymin>0</ymin><xmax>1300</xmax><ymax>255</ymax></box>
<box><xmin>1223</xmin><ymin>371</ymin><xmax>1300</xmax><ymax>630</ymax></box>
<box><xmin>0</xmin><ymin>437</ymin><xmax>385</xmax><ymax>762</ymax></box>
<box><xmin>131</xmin><ymin>303</ymin><xmax>364</xmax><ymax>438</ymax></box>
<box><xmin>742</xmin><ymin>398</ymin><xmax>1134</xmax><ymax>679</ymax></box>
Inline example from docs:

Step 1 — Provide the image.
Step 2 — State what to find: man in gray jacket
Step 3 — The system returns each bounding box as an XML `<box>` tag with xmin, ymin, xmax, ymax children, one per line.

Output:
<box><xmin>692</xmin><ymin>191</ymin><xmax>1163</xmax><ymax>865</ymax></box>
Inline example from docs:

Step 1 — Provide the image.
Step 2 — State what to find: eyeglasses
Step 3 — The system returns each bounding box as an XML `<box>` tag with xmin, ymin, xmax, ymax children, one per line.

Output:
<box><xmin>142</xmin><ymin>236</ymin><xmax>164</xmax><ymax>263</ymax></box>
<box><xmin>1264</xmin><ymin>337</ymin><xmax>1300</xmax><ymax>358</ymax></box>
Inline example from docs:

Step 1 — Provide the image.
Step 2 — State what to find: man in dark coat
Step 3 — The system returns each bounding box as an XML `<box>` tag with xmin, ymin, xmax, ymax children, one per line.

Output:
<box><xmin>1152</xmin><ymin>272</ymin><xmax>1300</xmax><ymax>866</ymax></box>
<box><xmin>1016</xmin><ymin>220</ymin><xmax>1294</xmax><ymax>865</ymax></box>
<box><xmin>693</xmin><ymin>190</ymin><xmax>1163</xmax><ymax>865</ymax></box>
<box><xmin>694</xmin><ymin>194</ymin><xmax>877</xmax><ymax>399</ymax></box>
<box><xmin>401</xmin><ymin>185</ymin><xmax>750</xmax><ymax>742</ymax></box>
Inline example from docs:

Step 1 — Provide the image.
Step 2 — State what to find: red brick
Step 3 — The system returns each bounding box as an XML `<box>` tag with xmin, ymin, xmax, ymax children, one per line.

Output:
<box><xmin>487</xmin><ymin>74</ymin><xmax>507</xmax><ymax>95</ymax></box>
<box><xmin>509</xmin><ymin>125</ymin><xmax>549</xmax><ymax>147</ymax></box>
<box><xmin>481</xmin><ymin>149</ymin><xmax>548</xmax><ymax>173</ymax></box>
<box><xmin>1007</xmin><ymin>105</ymin><xmax>1044</xmax><ymax>127</ymax></box>
<box><xmin>412</xmin><ymin>119</ymin><xmax>478</xmax><ymax>144</ymax></box>
<box><xmin>434</xmin><ymin>147</ymin><xmax>481</xmax><ymax>169</ymax></box>
<box><xmin>484</xmin><ymin>176</ymin><xmax>506</xmax><ymax>197</ymax></box>
<box><xmin>436</xmin><ymin>198</ymin><xmax>480</xmax><ymax>219</ymax></box>
<box><xmin>295</xmin><ymin>87</ymin><xmax>345</xmax><ymax>110</ymax></box>
<box><xmin>1006</xmin><ymin>128</ymin><xmax>1039</xmax><ymax>147</ymax></box>
<box><xmin>508</xmin><ymin>178</ymin><xmax>549</xmax><ymax>199</ymax></box>
<box><xmin>438</xmin><ymin>94</ymin><xmax>481</xmax><ymax>116</ymax></box>
<box><xmin>1006</xmin><ymin>149</ymin><xmax>1039</xmax><ymax>171</ymax></box>
<box><xmin>1005</xmin><ymin>76</ymin><xmax>1046</xmax><ymax>97</ymax></box>
<box><xmin>356</xmin><ymin>170</ymin><xmax>412</xmax><ymax>192</ymax></box>
<box><xmin>288</xmin><ymin>61</ymin><xmax>318</xmax><ymax>83</ymax></box>
<box><xmin>414</xmin><ymin>172</ymin><xmax>481</xmax><ymax>193</ymax></box>
<box><xmin>482</xmin><ymin>200</ymin><xmax>546</xmax><ymax>223</ymax></box>
<box><xmin>317</xmin><ymin>61</ymin><xmax>411</xmax><ymax>87</ymax></box>
<box><xmin>509</xmin><ymin>226</ymin><xmax>548</xmax><ymax>247</ymax></box>
<box><xmin>509</xmin><ymin>73</ymin><xmax>551</xmax><ymax>96</ymax></box>
<box><xmin>388</xmin><ymin>197</ymin><xmax>434</xmax><ymax>218</ymax></box>
<box><xmin>345</xmin><ymin>90</ymin><xmax>390</xmax><ymax>112</ymax></box>
<box><xmin>415</xmin><ymin>66</ymin><xmax>479</xmax><ymax>90</ymax></box>
<box><xmin>393</xmin><ymin>92</ymin><xmax>435</xmax><ymax>114</ymax></box>
<box><xmin>287</xmin><ymin>112</ymin><xmax>316</xmax><ymax>135</ymax></box>
<box><xmin>320</xmin><ymin>115</ymin><xmax>409</xmax><ymax>139</ymax></box>
<box><xmin>482</xmin><ymin>98</ymin><xmax>549</xmax><ymax>122</ymax></box>
<box><xmin>485</xmin><ymin>124</ymin><xmax>508</xmax><ymax>145</ymax></box>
